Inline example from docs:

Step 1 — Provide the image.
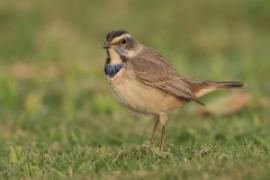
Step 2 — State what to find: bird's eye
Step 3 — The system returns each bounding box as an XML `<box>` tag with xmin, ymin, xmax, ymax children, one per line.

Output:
<box><xmin>121</xmin><ymin>38</ymin><xmax>127</xmax><ymax>44</ymax></box>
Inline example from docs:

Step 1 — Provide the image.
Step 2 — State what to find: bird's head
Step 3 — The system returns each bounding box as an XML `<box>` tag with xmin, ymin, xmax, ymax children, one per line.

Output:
<box><xmin>103</xmin><ymin>30</ymin><xmax>141</xmax><ymax>58</ymax></box>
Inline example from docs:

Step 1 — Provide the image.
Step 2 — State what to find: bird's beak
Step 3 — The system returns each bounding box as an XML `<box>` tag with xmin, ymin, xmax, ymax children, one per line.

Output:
<box><xmin>103</xmin><ymin>41</ymin><xmax>110</xmax><ymax>49</ymax></box>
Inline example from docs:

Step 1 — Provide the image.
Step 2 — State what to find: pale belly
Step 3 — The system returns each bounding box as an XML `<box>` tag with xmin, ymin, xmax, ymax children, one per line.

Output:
<box><xmin>107</xmin><ymin>68</ymin><xmax>182</xmax><ymax>115</ymax></box>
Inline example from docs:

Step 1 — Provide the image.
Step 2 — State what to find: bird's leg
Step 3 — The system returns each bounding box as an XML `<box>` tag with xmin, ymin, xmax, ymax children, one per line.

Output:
<box><xmin>160</xmin><ymin>124</ymin><xmax>167</xmax><ymax>151</ymax></box>
<box><xmin>150</xmin><ymin>115</ymin><xmax>159</xmax><ymax>146</ymax></box>
<box><xmin>159</xmin><ymin>113</ymin><xmax>168</xmax><ymax>152</ymax></box>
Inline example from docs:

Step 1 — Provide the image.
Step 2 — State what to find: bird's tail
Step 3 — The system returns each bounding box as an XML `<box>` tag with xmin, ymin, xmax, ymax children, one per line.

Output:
<box><xmin>184</xmin><ymin>80</ymin><xmax>244</xmax><ymax>97</ymax></box>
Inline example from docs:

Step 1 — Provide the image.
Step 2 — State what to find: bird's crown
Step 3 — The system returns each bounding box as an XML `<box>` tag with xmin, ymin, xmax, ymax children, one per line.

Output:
<box><xmin>105</xmin><ymin>30</ymin><xmax>128</xmax><ymax>43</ymax></box>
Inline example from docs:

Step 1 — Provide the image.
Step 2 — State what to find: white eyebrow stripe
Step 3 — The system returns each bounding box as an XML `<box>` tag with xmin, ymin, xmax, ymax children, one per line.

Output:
<box><xmin>111</xmin><ymin>34</ymin><xmax>131</xmax><ymax>44</ymax></box>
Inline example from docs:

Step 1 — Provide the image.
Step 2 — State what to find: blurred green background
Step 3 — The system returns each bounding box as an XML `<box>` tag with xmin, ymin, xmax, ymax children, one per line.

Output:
<box><xmin>0</xmin><ymin>0</ymin><xmax>270</xmax><ymax>179</ymax></box>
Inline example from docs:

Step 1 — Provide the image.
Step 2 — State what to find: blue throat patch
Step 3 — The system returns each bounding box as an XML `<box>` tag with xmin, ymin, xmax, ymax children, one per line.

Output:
<box><xmin>104</xmin><ymin>64</ymin><xmax>124</xmax><ymax>77</ymax></box>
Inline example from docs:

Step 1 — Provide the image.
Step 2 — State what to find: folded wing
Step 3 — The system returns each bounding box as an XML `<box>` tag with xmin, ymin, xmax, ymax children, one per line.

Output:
<box><xmin>128</xmin><ymin>48</ymin><xmax>204</xmax><ymax>105</ymax></box>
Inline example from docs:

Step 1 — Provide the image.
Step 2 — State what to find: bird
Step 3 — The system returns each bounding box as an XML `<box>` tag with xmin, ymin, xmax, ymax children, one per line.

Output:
<box><xmin>103</xmin><ymin>30</ymin><xmax>244</xmax><ymax>151</ymax></box>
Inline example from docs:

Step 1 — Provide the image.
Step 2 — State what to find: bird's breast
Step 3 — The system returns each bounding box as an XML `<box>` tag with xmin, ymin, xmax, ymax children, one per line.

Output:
<box><xmin>106</xmin><ymin>67</ymin><xmax>182</xmax><ymax>115</ymax></box>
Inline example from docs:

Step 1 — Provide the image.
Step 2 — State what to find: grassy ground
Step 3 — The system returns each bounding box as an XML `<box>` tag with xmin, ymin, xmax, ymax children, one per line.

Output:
<box><xmin>0</xmin><ymin>0</ymin><xmax>270</xmax><ymax>179</ymax></box>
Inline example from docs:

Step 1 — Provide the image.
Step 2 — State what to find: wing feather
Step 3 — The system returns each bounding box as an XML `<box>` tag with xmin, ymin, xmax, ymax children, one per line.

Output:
<box><xmin>127</xmin><ymin>48</ymin><xmax>204</xmax><ymax>105</ymax></box>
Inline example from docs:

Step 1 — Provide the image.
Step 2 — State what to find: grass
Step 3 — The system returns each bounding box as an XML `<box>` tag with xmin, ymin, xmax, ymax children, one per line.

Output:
<box><xmin>0</xmin><ymin>0</ymin><xmax>270</xmax><ymax>179</ymax></box>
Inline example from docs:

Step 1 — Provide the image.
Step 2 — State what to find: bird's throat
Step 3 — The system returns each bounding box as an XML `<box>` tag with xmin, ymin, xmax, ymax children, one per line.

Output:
<box><xmin>105</xmin><ymin>48</ymin><xmax>126</xmax><ymax>77</ymax></box>
<box><xmin>107</xmin><ymin>48</ymin><xmax>123</xmax><ymax>64</ymax></box>
<box><xmin>104</xmin><ymin>64</ymin><xmax>124</xmax><ymax>77</ymax></box>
